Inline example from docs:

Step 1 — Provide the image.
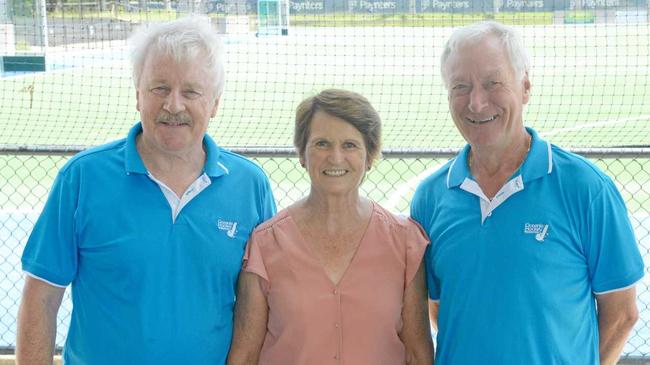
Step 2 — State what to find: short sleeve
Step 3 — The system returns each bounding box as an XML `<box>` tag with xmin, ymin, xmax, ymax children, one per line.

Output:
<box><xmin>242</xmin><ymin>230</ymin><xmax>270</xmax><ymax>284</ymax></box>
<box><xmin>410</xmin><ymin>185</ymin><xmax>439</xmax><ymax>301</ymax></box>
<box><xmin>404</xmin><ymin>218</ymin><xmax>430</xmax><ymax>288</ymax></box>
<box><xmin>585</xmin><ymin>179</ymin><xmax>644</xmax><ymax>294</ymax></box>
<box><xmin>424</xmin><ymin>245</ymin><xmax>440</xmax><ymax>301</ymax></box>
<box><xmin>21</xmin><ymin>167</ymin><xmax>79</xmax><ymax>287</ymax></box>
<box><xmin>258</xmin><ymin>176</ymin><xmax>277</xmax><ymax>224</ymax></box>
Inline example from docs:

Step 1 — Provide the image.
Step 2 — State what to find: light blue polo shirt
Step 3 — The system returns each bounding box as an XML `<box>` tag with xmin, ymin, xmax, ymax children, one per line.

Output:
<box><xmin>411</xmin><ymin>127</ymin><xmax>644</xmax><ymax>365</ymax></box>
<box><xmin>22</xmin><ymin>123</ymin><xmax>276</xmax><ymax>365</ymax></box>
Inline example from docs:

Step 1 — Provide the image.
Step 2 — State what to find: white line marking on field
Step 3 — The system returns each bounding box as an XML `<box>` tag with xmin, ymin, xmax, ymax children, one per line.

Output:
<box><xmin>384</xmin><ymin>162</ymin><xmax>447</xmax><ymax>212</ymax></box>
<box><xmin>541</xmin><ymin>115</ymin><xmax>650</xmax><ymax>137</ymax></box>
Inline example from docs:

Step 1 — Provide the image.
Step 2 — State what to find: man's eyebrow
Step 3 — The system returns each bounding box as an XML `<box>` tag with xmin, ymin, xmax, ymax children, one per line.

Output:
<box><xmin>147</xmin><ymin>78</ymin><xmax>168</xmax><ymax>85</ymax></box>
<box><xmin>448</xmin><ymin>68</ymin><xmax>504</xmax><ymax>83</ymax></box>
<box><xmin>448</xmin><ymin>74</ymin><xmax>466</xmax><ymax>83</ymax></box>
<box><xmin>182</xmin><ymin>82</ymin><xmax>205</xmax><ymax>91</ymax></box>
<box><xmin>486</xmin><ymin>69</ymin><xmax>504</xmax><ymax>79</ymax></box>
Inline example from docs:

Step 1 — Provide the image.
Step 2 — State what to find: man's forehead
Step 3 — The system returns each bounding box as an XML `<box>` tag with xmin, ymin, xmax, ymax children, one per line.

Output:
<box><xmin>446</xmin><ymin>62</ymin><xmax>506</xmax><ymax>81</ymax></box>
<box><xmin>141</xmin><ymin>56</ymin><xmax>210</xmax><ymax>83</ymax></box>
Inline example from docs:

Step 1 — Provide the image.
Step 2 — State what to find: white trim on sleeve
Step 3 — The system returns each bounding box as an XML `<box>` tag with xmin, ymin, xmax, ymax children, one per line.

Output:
<box><xmin>24</xmin><ymin>271</ymin><xmax>68</xmax><ymax>288</ymax></box>
<box><xmin>593</xmin><ymin>278</ymin><xmax>642</xmax><ymax>295</ymax></box>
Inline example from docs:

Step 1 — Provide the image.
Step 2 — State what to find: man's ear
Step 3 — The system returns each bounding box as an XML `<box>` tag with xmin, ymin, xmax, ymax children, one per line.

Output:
<box><xmin>211</xmin><ymin>97</ymin><xmax>220</xmax><ymax>118</ymax></box>
<box><xmin>135</xmin><ymin>90</ymin><xmax>141</xmax><ymax>112</ymax></box>
<box><xmin>522</xmin><ymin>72</ymin><xmax>531</xmax><ymax>105</ymax></box>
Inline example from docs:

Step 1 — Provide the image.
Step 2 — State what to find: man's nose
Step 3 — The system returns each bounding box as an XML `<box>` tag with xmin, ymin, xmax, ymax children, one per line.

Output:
<box><xmin>468</xmin><ymin>86</ymin><xmax>488</xmax><ymax>114</ymax></box>
<box><xmin>163</xmin><ymin>90</ymin><xmax>186</xmax><ymax>114</ymax></box>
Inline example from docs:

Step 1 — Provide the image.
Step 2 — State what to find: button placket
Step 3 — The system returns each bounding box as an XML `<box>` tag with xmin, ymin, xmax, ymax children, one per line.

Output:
<box><xmin>334</xmin><ymin>285</ymin><xmax>342</xmax><ymax>363</ymax></box>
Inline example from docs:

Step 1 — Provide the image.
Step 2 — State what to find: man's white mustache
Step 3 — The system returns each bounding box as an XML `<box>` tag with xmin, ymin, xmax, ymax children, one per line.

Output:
<box><xmin>156</xmin><ymin>113</ymin><xmax>192</xmax><ymax>124</ymax></box>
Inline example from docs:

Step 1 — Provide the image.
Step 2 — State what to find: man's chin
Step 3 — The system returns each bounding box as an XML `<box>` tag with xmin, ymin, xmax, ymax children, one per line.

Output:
<box><xmin>152</xmin><ymin>135</ymin><xmax>197</xmax><ymax>154</ymax></box>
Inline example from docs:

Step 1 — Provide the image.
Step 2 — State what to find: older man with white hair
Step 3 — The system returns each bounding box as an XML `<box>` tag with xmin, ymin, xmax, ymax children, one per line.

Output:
<box><xmin>17</xmin><ymin>16</ymin><xmax>276</xmax><ymax>365</ymax></box>
<box><xmin>411</xmin><ymin>21</ymin><xmax>643</xmax><ymax>364</ymax></box>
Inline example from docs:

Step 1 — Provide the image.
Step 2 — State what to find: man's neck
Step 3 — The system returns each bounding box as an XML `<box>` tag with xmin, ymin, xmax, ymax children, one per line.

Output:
<box><xmin>136</xmin><ymin>135</ymin><xmax>206</xmax><ymax>197</ymax></box>
<box><xmin>469</xmin><ymin>133</ymin><xmax>531</xmax><ymax>199</ymax></box>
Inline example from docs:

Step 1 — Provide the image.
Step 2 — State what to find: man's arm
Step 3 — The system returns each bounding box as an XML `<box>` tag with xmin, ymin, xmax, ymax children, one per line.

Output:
<box><xmin>429</xmin><ymin>300</ymin><xmax>439</xmax><ymax>333</ymax></box>
<box><xmin>227</xmin><ymin>272</ymin><xmax>269</xmax><ymax>365</ymax></box>
<box><xmin>596</xmin><ymin>286</ymin><xmax>639</xmax><ymax>365</ymax></box>
<box><xmin>16</xmin><ymin>276</ymin><xmax>66</xmax><ymax>365</ymax></box>
<box><xmin>400</xmin><ymin>262</ymin><xmax>435</xmax><ymax>365</ymax></box>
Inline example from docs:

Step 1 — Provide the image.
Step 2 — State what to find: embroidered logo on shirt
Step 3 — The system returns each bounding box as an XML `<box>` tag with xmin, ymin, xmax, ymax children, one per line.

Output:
<box><xmin>217</xmin><ymin>219</ymin><xmax>238</xmax><ymax>238</ymax></box>
<box><xmin>524</xmin><ymin>223</ymin><xmax>549</xmax><ymax>242</ymax></box>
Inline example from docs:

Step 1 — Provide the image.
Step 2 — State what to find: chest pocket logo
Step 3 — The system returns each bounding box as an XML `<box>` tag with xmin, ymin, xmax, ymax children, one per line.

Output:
<box><xmin>217</xmin><ymin>219</ymin><xmax>238</xmax><ymax>238</ymax></box>
<box><xmin>524</xmin><ymin>223</ymin><xmax>549</xmax><ymax>242</ymax></box>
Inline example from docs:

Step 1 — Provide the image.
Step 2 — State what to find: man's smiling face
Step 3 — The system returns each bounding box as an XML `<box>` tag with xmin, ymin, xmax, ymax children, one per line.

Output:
<box><xmin>444</xmin><ymin>35</ymin><xmax>530</xmax><ymax>149</ymax></box>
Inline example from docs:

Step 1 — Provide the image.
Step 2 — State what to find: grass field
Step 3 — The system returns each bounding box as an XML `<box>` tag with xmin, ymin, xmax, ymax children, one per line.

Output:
<box><xmin>1</xmin><ymin>23</ymin><xmax>649</xmax><ymax>354</ymax></box>
<box><xmin>1</xmin><ymin>24</ymin><xmax>648</xmax><ymax>209</ymax></box>
<box><xmin>1</xmin><ymin>25</ymin><xmax>649</xmax><ymax>148</ymax></box>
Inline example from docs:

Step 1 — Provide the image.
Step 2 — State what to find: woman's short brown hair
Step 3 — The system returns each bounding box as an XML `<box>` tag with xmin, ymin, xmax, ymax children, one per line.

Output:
<box><xmin>294</xmin><ymin>89</ymin><xmax>382</xmax><ymax>164</ymax></box>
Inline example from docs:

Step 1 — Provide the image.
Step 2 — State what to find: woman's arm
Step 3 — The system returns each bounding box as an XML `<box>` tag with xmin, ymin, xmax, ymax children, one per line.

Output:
<box><xmin>400</xmin><ymin>262</ymin><xmax>435</xmax><ymax>365</ymax></box>
<box><xmin>227</xmin><ymin>272</ymin><xmax>269</xmax><ymax>365</ymax></box>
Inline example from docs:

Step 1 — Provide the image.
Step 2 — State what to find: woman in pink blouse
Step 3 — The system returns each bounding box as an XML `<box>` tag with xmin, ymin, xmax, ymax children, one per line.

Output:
<box><xmin>228</xmin><ymin>89</ymin><xmax>433</xmax><ymax>364</ymax></box>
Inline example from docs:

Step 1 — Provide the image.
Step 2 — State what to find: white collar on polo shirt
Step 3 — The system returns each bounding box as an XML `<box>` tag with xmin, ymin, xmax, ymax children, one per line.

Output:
<box><xmin>147</xmin><ymin>172</ymin><xmax>212</xmax><ymax>223</ymax></box>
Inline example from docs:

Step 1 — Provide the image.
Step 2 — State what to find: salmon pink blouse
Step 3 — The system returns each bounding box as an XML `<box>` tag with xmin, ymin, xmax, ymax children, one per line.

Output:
<box><xmin>243</xmin><ymin>202</ymin><xmax>429</xmax><ymax>364</ymax></box>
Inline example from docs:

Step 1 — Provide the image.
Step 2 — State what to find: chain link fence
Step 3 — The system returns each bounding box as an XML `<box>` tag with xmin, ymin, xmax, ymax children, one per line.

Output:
<box><xmin>0</xmin><ymin>147</ymin><xmax>648</xmax><ymax>360</ymax></box>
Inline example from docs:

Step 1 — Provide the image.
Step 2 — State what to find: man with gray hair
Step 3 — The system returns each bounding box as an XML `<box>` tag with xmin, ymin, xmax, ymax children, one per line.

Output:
<box><xmin>411</xmin><ymin>21</ymin><xmax>643</xmax><ymax>364</ymax></box>
<box><xmin>16</xmin><ymin>16</ymin><xmax>276</xmax><ymax>364</ymax></box>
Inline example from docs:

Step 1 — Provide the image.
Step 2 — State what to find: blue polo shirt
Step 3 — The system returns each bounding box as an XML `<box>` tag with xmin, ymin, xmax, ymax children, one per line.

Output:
<box><xmin>411</xmin><ymin>127</ymin><xmax>644</xmax><ymax>364</ymax></box>
<box><xmin>22</xmin><ymin>123</ymin><xmax>276</xmax><ymax>365</ymax></box>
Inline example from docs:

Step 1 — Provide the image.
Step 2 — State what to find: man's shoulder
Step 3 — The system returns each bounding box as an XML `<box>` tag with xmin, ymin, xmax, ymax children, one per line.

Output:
<box><xmin>216</xmin><ymin>148</ymin><xmax>269</xmax><ymax>179</ymax></box>
<box><xmin>414</xmin><ymin>158</ymin><xmax>456</xmax><ymax>194</ymax></box>
<box><xmin>59</xmin><ymin>138</ymin><xmax>127</xmax><ymax>175</ymax></box>
<box><xmin>550</xmin><ymin>144</ymin><xmax>612</xmax><ymax>186</ymax></box>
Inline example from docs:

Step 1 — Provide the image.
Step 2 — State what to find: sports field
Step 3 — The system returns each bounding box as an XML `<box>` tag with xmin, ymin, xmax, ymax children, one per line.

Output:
<box><xmin>1</xmin><ymin>24</ymin><xmax>649</xmax><ymax>354</ymax></box>
<box><xmin>1</xmin><ymin>25</ymin><xmax>649</xmax><ymax>148</ymax></box>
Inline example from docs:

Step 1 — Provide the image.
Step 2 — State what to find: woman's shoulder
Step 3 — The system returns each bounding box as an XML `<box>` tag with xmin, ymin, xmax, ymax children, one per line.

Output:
<box><xmin>369</xmin><ymin>202</ymin><xmax>430</xmax><ymax>254</ymax></box>
<box><xmin>253</xmin><ymin>208</ymin><xmax>293</xmax><ymax>235</ymax></box>
<box><xmin>371</xmin><ymin>201</ymin><xmax>420</xmax><ymax>231</ymax></box>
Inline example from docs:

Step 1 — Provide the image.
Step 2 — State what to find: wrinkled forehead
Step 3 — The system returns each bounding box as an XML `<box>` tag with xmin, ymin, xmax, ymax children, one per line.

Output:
<box><xmin>140</xmin><ymin>53</ymin><xmax>213</xmax><ymax>89</ymax></box>
<box><xmin>445</xmin><ymin>60</ymin><xmax>508</xmax><ymax>83</ymax></box>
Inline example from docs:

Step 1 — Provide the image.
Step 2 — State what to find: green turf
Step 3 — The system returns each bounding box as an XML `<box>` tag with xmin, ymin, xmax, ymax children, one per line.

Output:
<box><xmin>1</xmin><ymin>24</ymin><xmax>648</xmax><ymax>148</ymax></box>
<box><xmin>0</xmin><ymin>24</ymin><xmax>648</xmax><ymax>213</ymax></box>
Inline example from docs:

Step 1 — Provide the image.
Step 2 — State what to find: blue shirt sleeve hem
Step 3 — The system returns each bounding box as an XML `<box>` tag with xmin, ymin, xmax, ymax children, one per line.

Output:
<box><xmin>592</xmin><ymin>267</ymin><xmax>645</xmax><ymax>294</ymax></box>
<box><xmin>22</xmin><ymin>260</ymin><xmax>72</xmax><ymax>287</ymax></box>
